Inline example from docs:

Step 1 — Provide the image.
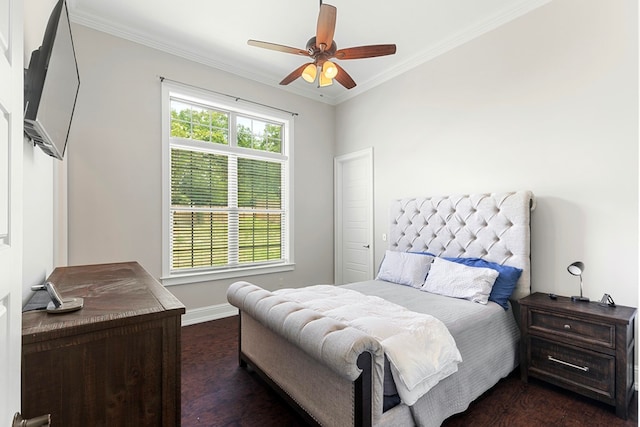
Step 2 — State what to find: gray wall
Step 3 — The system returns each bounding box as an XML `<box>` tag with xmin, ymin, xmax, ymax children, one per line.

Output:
<box><xmin>336</xmin><ymin>0</ymin><xmax>638</xmax><ymax>307</ymax></box>
<box><xmin>66</xmin><ymin>26</ymin><xmax>336</xmax><ymax>310</ymax></box>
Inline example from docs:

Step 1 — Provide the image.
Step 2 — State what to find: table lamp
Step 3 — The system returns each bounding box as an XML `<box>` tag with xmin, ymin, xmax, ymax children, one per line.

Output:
<box><xmin>568</xmin><ymin>261</ymin><xmax>589</xmax><ymax>302</ymax></box>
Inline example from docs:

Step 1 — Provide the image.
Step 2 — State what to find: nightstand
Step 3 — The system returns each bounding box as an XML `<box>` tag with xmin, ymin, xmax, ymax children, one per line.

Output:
<box><xmin>520</xmin><ymin>292</ymin><xmax>636</xmax><ymax>419</ymax></box>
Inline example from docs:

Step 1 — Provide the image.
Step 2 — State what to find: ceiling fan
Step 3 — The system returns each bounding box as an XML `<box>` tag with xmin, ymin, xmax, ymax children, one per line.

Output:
<box><xmin>247</xmin><ymin>1</ymin><xmax>396</xmax><ymax>89</ymax></box>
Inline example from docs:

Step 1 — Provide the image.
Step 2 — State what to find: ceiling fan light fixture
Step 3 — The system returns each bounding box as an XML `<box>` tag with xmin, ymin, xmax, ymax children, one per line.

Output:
<box><xmin>319</xmin><ymin>72</ymin><xmax>333</xmax><ymax>87</ymax></box>
<box><xmin>248</xmin><ymin>3</ymin><xmax>396</xmax><ymax>90</ymax></box>
<box><xmin>301</xmin><ymin>63</ymin><xmax>317</xmax><ymax>83</ymax></box>
<box><xmin>322</xmin><ymin>60</ymin><xmax>338</xmax><ymax>79</ymax></box>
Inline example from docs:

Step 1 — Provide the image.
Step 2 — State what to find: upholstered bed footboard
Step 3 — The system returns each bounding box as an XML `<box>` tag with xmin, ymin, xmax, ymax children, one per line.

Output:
<box><xmin>227</xmin><ymin>281</ymin><xmax>413</xmax><ymax>426</ymax></box>
<box><xmin>241</xmin><ymin>313</ymin><xmax>368</xmax><ymax>426</ymax></box>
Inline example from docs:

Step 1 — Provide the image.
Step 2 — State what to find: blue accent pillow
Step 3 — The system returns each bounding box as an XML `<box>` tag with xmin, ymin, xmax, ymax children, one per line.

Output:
<box><xmin>444</xmin><ymin>257</ymin><xmax>522</xmax><ymax>310</ymax></box>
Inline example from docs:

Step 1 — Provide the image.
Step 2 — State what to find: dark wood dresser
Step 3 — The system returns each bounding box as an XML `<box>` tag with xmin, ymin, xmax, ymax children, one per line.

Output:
<box><xmin>520</xmin><ymin>292</ymin><xmax>636</xmax><ymax>419</ymax></box>
<box><xmin>22</xmin><ymin>262</ymin><xmax>185</xmax><ymax>426</ymax></box>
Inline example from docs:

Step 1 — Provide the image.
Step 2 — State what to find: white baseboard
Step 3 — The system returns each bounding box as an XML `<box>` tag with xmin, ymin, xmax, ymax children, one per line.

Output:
<box><xmin>181</xmin><ymin>302</ymin><xmax>238</xmax><ymax>326</ymax></box>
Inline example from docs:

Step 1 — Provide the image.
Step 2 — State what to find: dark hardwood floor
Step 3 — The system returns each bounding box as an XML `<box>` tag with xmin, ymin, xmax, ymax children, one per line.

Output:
<box><xmin>181</xmin><ymin>316</ymin><xmax>638</xmax><ymax>426</ymax></box>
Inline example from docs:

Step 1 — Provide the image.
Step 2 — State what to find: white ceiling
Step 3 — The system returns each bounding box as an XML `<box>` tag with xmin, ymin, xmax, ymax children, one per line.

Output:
<box><xmin>66</xmin><ymin>0</ymin><xmax>551</xmax><ymax>105</ymax></box>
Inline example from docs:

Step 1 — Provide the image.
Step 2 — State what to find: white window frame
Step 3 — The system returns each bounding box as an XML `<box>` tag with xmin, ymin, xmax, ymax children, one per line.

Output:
<box><xmin>160</xmin><ymin>81</ymin><xmax>294</xmax><ymax>286</ymax></box>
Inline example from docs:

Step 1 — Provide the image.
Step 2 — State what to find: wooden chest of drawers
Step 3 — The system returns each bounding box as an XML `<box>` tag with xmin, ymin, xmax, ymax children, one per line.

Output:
<box><xmin>22</xmin><ymin>262</ymin><xmax>185</xmax><ymax>426</ymax></box>
<box><xmin>520</xmin><ymin>292</ymin><xmax>636</xmax><ymax>419</ymax></box>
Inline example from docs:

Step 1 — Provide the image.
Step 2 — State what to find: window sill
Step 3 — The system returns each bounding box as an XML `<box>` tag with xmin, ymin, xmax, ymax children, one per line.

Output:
<box><xmin>161</xmin><ymin>263</ymin><xmax>295</xmax><ymax>286</ymax></box>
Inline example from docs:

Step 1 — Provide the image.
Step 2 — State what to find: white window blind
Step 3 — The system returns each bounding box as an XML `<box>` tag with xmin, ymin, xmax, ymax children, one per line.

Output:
<box><xmin>161</xmin><ymin>83</ymin><xmax>293</xmax><ymax>284</ymax></box>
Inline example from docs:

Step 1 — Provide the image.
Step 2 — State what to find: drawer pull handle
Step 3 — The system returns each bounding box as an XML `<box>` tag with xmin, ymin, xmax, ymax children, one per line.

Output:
<box><xmin>548</xmin><ymin>355</ymin><xmax>589</xmax><ymax>372</ymax></box>
<box><xmin>564</xmin><ymin>324</ymin><xmax>571</xmax><ymax>329</ymax></box>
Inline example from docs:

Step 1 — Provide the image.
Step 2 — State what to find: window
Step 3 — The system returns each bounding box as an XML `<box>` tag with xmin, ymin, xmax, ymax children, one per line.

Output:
<box><xmin>161</xmin><ymin>82</ymin><xmax>293</xmax><ymax>285</ymax></box>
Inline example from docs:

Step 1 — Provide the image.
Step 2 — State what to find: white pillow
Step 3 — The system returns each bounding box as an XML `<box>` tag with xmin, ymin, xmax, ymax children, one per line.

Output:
<box><xmin>420</xmin><ymin>257</ymin><xmax>499</xmax><ymax>304</ymax></box>
<box><xmin>376</xmin><ymin>250</ymin><xmax>434</xmax><ymax>288</ymax></box>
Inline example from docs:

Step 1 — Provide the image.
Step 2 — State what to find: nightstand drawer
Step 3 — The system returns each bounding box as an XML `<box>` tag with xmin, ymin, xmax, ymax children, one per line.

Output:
<box><xmin>529</xmin><ymin>336</ymin><xmax>615</xmax><ymax>401</ymax></box>
<box><xmin>529</xmin><ymin>308</ymin><xmax>614</xmax><ymax>348</ymax></box>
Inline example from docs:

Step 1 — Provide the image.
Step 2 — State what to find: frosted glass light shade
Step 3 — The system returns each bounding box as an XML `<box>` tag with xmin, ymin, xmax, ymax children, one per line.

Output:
<box><xmin>319</xmin><ymin>72</ymin><xmax>333</xmax><ymax>87</ymax></box>
<box><xmin>302</xmin><ymin>64</ymin><xmax>317</xmax><ymax>83</ymax></box>
<box><xmin>322</xmin><ymin>61</ymin><xmax>338</xmax><ymax>79</ymax></box>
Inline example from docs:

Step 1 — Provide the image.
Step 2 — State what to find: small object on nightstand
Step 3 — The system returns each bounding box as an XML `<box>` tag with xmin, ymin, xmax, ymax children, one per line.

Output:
<box><xmin>547</xmin><ymin>293</ymin><xmax>557</xmax><ymax>299</ymax></box>
<box><xmin>598</xmin><ymin>293</ymin><xmax>616</xmax><ymax>307</ymax></box>
<box><xmin>567</xmin><ymin>261</ymin><xmax>589</xmax><ymax>302</ymax></box>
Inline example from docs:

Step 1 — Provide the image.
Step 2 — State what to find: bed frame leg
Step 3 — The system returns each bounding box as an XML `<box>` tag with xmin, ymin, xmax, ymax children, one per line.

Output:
<box><xmin>237</xmin><ymin>314</ymin><xmax>248</xmax><ymax>368</ymax></box>
<box><xmin>355</xmin><ymin>352</ymin><xmax>372</xmax><ymax>427</ymax></box>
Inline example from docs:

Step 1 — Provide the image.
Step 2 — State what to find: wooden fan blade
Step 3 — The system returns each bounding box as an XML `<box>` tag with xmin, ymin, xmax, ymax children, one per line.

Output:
<box><xmin>279</xmin><ymin>63</ymin><xmax>314</xmax><ymax>86</ymax></box>
<box><xmin>316</xmin><ymin>4</ymin><xmax>337</xmax><ymax>50</ymax></box>
<box><xmin>333</xmin><ymin>63</ymin><xmax>356</xmax><ymax>89</ymax></box>
<box><xmin>248</xmin><ymin>40</ymin><xmax>309</xmax><ymax>56</ymax></box>
<box><xmin>334</xmin><ymin>44</ymin><xmax>397</xmax><ymax>60</ymax></box>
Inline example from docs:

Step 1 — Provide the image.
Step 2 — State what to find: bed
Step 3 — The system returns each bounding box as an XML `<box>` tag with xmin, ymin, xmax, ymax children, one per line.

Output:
<box><xmin>227</xmin><ymin>191</ymin><xmax>535</xmax><ymax>426</ymax></box>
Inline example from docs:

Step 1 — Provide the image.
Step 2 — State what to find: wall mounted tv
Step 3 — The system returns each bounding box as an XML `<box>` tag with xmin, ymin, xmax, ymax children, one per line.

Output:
<box><xmin>24</xmin><ymin>0</ymin><xmax>80</xmax><ymax>160</ymax></box>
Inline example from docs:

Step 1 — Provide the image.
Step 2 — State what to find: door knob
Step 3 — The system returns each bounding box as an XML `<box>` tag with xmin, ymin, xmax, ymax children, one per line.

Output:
<box><xmin>363</xmin><ymin>244</ymin><xmax>370</xmax><ymax>248</ymax></box>
<box><xmin>12</xmin><ymin>413</ymin><xmax>51</xmax><ymax>427</ymax></box>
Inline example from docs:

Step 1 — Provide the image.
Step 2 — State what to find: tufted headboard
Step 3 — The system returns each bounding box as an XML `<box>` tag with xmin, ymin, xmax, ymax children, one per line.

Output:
<box><xmin>389</xmin><ymin>191</ymin><xmax>535</xmax><ymax>301</ymax></box>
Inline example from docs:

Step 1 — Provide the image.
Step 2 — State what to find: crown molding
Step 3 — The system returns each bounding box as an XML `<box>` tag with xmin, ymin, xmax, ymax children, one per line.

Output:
<box><xmin>69</xmin><ymin>0</ymin><xmax>551</xmax><ymax>106</ymax></box>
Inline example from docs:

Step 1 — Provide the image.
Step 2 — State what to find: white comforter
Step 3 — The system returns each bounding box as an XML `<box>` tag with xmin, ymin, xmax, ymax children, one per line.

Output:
<box><xmin>274</xmin><ymin>285</ymin><xmax>462</xmax><ymax>405</ymax></box>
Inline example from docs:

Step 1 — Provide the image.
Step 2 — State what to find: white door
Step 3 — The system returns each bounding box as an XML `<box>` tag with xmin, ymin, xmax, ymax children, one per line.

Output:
<box><xmin>334</xmin><ymin>148</ymin><xmax>373</xmax><ymax>284</ymax></box>
<box><xmin>0</xmin><ymin>0</ymin><xmax>24</xmax><ymax>424</ymax></box>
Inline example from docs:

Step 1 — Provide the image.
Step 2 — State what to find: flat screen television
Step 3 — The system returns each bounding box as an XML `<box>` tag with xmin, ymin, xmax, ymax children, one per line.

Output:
<box><xmin>24</xmin><ymin>0</ymin><xmax>80</xmax><ymax>160</ymax></box>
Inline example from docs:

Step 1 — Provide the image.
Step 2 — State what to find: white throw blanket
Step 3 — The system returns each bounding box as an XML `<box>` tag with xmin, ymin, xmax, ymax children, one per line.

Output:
<box><xmin>274</xmin><ymin>285</ymin><xmax>462</xmax><ymax>405</ymax></box>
